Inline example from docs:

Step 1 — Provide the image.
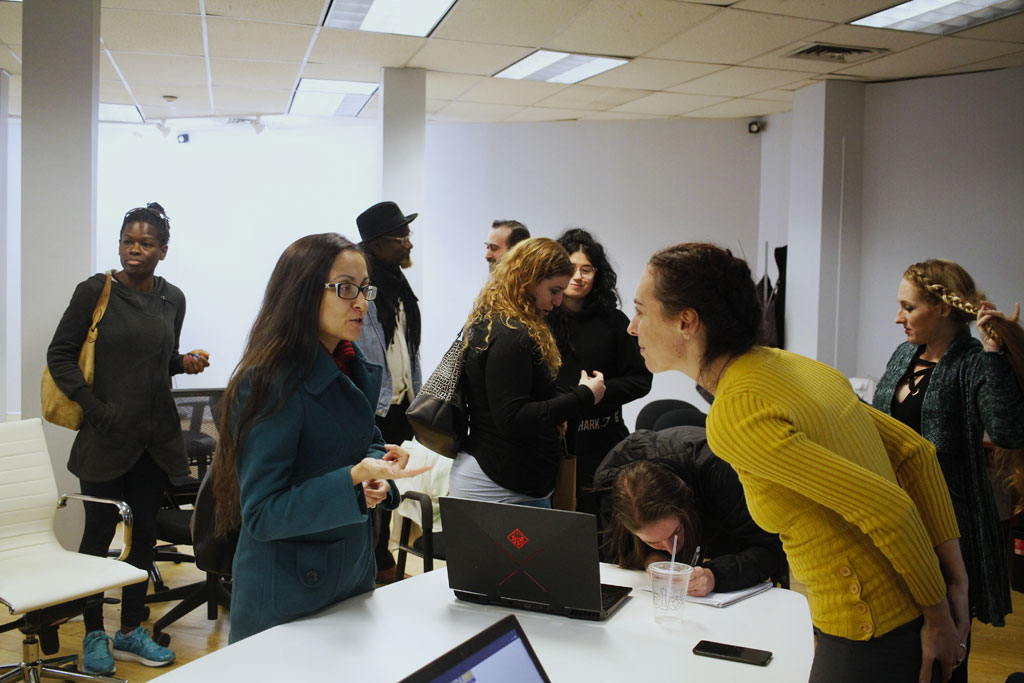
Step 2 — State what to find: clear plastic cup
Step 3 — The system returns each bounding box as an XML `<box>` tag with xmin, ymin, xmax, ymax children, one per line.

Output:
<box><xmin>650</xmin><ymin>561</ymin><xmax>693</xmax><ymax>626</ymax></box>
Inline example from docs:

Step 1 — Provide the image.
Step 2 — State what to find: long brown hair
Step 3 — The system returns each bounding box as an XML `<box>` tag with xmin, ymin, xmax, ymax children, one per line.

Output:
<box><xmin>212</xmin><ymin>233</ymin><xmax>363</xmax><ymax>535</ymax></box>
<box><xmin>904</xmin><ymin>259</ymin><xmax>1024</xmax><ymax>395</ymax></box>
<box><xmin>602</xmin><ymin>460</ymin><xmax>702</xmax><ymax>570</ymax></box>
<box><xmin>464</xmin><ymin>237</ymin><xmax>572</xmax><ymax>375</ymax></box>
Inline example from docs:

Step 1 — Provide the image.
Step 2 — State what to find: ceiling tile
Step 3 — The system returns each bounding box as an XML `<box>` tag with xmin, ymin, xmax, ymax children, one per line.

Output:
<box><xmin>647</xmin><ymin>9</ymin><xmax>831</xmax><ymax>63</ymax></box>
<box><xmin>742</xmin><ymin>25</ymin><xmax>936</xmax><ymax>73</ymax></box>
<box><xmin>577</xmin><ymin>110</ymin><xmax>668</xmax><ymax>120</ymax></box>
<box><xmin>358</xmin><ymin>94</ymin><xmax>378</xmax><ymax>119</ymax></box>
<box><xmin>139</xmin><ymin>102</ymin><xmax>216</xmax><ymax>119</ymax></box>
<box><xmin>731</xmin><ymin>0</ymin><xmax>895</xmax><ymax>23</ymax></box>
<box><xmin>102</xmin><ymin>0</ymin><xmax>198</xmax><ymax>12</ymax></box>
<box><xmin>205</xmin><ymin>0</ymin><xmax>324</xmax><ymax>26</ymax></box>
<box><xmin>101</xmin><ymin>51</ymin><xmax>120</xmax><ymax>80</ymax></box>
<box><xmin>836</xmin><ymin>36</ymin><xmax>1023</xmax><ymax>79</ymax></box>
<box><xmin>0</xmin><ymin>47</ymin><xmax>20</xmax><ymax>75</ymax></box>
<box><xmin>0</xmin><ymin>3</ymin><xmax>21</xmax><ymax>44</ymax></box>
<box><xmin>934</xmin><ymin>49</ymin><xmax>1024</xmax><ymax>75</ymax></box>
<box><xmin>505</xmin><ymin>106</ymin><xmax>587</xmax><ymax>122</ymax></box>
<box><xmin>535</xmin><ymin>84</ymin><xmax>650</xmax><ymax>110</ymax></box>
<box><xmin>458</xmin><ymin>78</ymin><xmax>568</xmax><ymax>106</ymax></box>
<box><xmin>211</xmin><ymin>58</ymin><xmax>302</xmax><ymax>90</ymax></box>
<box><xmin>425</xmin><ymin>98</ymin><xmax>448</xmax><ymax>113</ymax></box>
<box><xmin>309</xmin><ymin>28</ymin><xmax>425</xmax><ymax>66</ymax></box>
<box><xmin>583</xmin><ymin>58</ymin><xmax>725</xmax><ymax>90</ymax></box>
<box><xmin>7</xmin><ymin>96</ymin><xmax>19</xmax><ymax>117</ymax></box>
<box><xmin>131</xmin><ymin>83</ymin><xmax>211</xmax><ymax>109</ymax></box>
<box><xmin>407</xmin><ymin>39</ymin><xmax>531</xmax><ymax>76</ymax></box>
<box><xmin>430</xmin><ymin>101</ymin><xmax>525</xmax><ymax>122</ymax></box>
<box><xmin>955</xmin><ymin>12</ymin><xmax>1024</xmax><ymax>43</ymax></box>
<box><xmin>101</xmin><ymin>9</ymin><xmax>205</xmax><ymax>55</ymax></box>
<box><xmin>212</xmin><ymin>86</ymin><xmax>292</xmax><ymax>115</ymax></box>
<box><xmin>206</xmin><ymin>17</ymin><xmax>315</xmax><ymax>62</ymax></box>
<box><xmin>610</xmin><ymin>91</ymin><xmax>729</xmax><ymax>115</ymax></box>
<box><xmin>669</xmin><ymin>66</ymin><xmax>808</xmax><ymax>96</ymax></box>
<box><xmin>748</xmin><ymin>88</ymin><xmax>795</xmax><ymax>102</ymax></box>
<box><xmin>544</xmin><ymin>0</ymin><xmax>719</xmax><ymax>57</ymax></box>
<box><xmin>99</xmin><ymin>79</ymin><xmax>134</xmax><ymax>104</ymax></box>
<box><xmin>432</xmin><ymin>0</ymin><xmax>590</xmax><ymax>48</ymax></box>
<box><xmin>301</xmin><ymin>61</ymin><xmax>385</xmax><ymax>83</ymax></box>
<box><xmin>426</xmin><ymin>72</ymin><xmax>484</xmax><ymax>100</ymax></box>
<box><xmin>110</xmin><ymin>52</ymin><xmax>207</xmax><ymax>85</ymax></box>
<box><xmin>684</xmin><ymin>97</ymin><xmax>792</xmax><ymax>118</ymax></box>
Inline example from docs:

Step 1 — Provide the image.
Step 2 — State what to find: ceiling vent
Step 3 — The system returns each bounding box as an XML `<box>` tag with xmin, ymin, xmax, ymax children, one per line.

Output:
<box><xmin>785</xmin><ymin>43</ymin><xmax>887</xmax><ymax>64</ymax></box>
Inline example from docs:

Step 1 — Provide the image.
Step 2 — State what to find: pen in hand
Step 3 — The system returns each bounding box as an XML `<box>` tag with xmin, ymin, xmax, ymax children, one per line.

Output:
<box><xmin>691</xmin><ymin>545</ymin><xmax>701</xmax><ymax>566</ymax></box>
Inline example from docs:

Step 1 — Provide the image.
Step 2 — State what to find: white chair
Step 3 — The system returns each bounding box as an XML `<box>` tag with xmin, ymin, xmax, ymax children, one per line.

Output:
<box><xmin>0</xmin><ymin>419</ymin><xmax>148</xmax><ymax>683</ymax></box>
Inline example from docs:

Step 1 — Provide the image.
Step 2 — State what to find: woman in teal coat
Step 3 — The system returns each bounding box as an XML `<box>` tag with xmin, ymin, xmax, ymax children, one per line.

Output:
<box><xmin>212</xmin><ymin>233</ymin><xmax>428</xmax><ymax>643</ymax></box>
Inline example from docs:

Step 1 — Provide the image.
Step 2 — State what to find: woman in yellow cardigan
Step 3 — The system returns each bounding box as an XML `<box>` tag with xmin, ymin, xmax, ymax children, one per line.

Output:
<box><xmin>626</xmin><ymin>242</ymin><xmax>969</xmax><ymax>683</ymax></box>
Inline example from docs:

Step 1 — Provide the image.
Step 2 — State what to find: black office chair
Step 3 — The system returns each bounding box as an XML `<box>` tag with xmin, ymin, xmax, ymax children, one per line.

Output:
<box><xmin>394</xmin><ymin>491</ymin><xmax>446</xmax><ymax>580</ymax></box>
<box><xmin>635</xmin><ymin>399</ymin><xmax>706</xmax><ymax>431</ymax></box>
<box><xmin>144</xmin><ymin>389</ymin><xmax>228</xmax><ymax>646</ymax></box>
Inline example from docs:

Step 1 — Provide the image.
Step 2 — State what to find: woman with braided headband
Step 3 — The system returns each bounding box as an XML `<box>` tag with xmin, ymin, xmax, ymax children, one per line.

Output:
<box><xmin>873</xmin><ymin>259</ymin><xmax>1024</xmax><ymax>682</ymax></box>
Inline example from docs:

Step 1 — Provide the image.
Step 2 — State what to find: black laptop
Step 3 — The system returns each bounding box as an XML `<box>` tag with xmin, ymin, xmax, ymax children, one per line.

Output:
<box><xmin>439</xmin><ymin>497</ymin><xmax>632</xmax><ymax>621</ymax></box>
<box><xmin>398</xmin><ymin>614</ymin><xmax>550</xmax><ymax>683</ymax></box>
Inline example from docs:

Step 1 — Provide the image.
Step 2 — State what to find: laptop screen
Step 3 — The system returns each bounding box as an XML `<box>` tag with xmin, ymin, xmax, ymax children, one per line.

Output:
<box><xmin>398</xmin><ymin>615</ymin><xmax>550</xmax><ymax>683</ymax></box>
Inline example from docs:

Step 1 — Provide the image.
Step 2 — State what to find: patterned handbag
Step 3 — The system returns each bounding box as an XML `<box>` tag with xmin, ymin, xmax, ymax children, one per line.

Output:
<box><xmin>405</xmin><ymin>331</ymin><xmax>467</xmax><ymax>459</ymax></box>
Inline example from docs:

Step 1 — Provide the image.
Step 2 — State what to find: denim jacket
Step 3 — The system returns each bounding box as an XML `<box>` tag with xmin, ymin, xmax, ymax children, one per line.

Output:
<box><xmin>356</xmin><ymin>299</ymin><xmax>422</xmax><ymax>416</ymax></box>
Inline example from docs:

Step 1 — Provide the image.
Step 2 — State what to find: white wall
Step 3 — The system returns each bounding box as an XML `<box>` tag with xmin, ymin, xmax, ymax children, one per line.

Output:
<box><xmin>4</xmin><ymin>119</ymin><xmax>20</xmax><ymax>420</ymax></box>
<box><xmin>756</xmin><ymin>111</ymin><xmax>791</xmax><ymax>285</ymax></box>
<box><xmin>422</xmin><ymin>118</ymin><xmax>763</xmax><ymax>425</ymax></box>
<box><xmin>855</xmin><ymin>66</ymin><xmax>1024</xmax><ymax>381</ymax></box>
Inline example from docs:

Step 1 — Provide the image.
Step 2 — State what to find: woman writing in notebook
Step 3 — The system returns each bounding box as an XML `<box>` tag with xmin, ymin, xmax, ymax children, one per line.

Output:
<box><xmin>627</xmin><ymin>242</ymin><xmax>968</xmax><ymax>682</ymax></box>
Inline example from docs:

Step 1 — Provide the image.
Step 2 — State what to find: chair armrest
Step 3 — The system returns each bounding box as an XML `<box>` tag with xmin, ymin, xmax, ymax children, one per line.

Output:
<box><xmin>401</xmin><ymin>490</ymin><xmax>434</xmax><ymax>535</ymax></box>
<box><xmin>57</xmin><ymin>493</ymin><xmax>134</xmax><ymax>561</ymax></box>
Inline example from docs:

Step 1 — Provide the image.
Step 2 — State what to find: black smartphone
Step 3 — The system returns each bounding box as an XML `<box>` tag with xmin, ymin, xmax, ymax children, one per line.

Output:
<box><xmin>692</xmin><ymin>640</ymin><xmax>773</xmax><ymax>666</ymax></box>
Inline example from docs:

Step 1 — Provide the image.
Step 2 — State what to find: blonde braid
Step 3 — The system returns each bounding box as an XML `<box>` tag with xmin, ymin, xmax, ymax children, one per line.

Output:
<box><xmin>908</xmin><ymin>267</ymin><xmax>1001</xmax><ymax>344</ymax></box>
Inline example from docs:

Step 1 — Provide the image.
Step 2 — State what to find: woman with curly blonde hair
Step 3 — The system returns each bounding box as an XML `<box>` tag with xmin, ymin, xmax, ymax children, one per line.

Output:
<box><xmin>873</xmin><ymin>258</ymin><xmax>1024</xmax><ymax>681</ymax></box>
<box><xmin>449</xmin><ymin>237</ymin><xmax>606</xmax><ymax>507</ymax></box>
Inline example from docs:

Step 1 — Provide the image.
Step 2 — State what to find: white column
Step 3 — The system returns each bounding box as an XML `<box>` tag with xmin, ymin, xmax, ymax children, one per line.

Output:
<box><xmin>378</xmin><ymin>67</ymin><xmax>426</xmax><ymax>293</ymax></box>
<box><xmin>22</xmin><ymin>0</ymin><xmax>101</xmax><ymax>547</ymax></box>
<box><xmin>785</xmin><ymin>80</ymin><xmax>864</xmax><ymax>374</ymax></box>
<box><xmin>0</xmin><ymin>68</ymin><xmax>8</xmax><ymax>422</ymax></box>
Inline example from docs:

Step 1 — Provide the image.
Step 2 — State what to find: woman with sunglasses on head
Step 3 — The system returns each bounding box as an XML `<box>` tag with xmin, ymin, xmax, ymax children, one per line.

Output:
<box><xmin>211</xmin><ymin>233</ymin><xmax>428</xmax><ymax>643</ymax></box>
<box><xmin>627</xmin><ymin>242</ymin><xmax>969</xmax><ymax>683</ymax></box>
<box><xmin>548</xmin><ymin>228</ymin><xmax>651</xmax><ymax>514</ymax></box>
<box><xmin>872</xmin><ymin>259</ymin><xmax>1024</xmax><ymax>681</ymax></box>
<box><xmin>46</xmin><ymin>203</ymin><xmax>210</xmax><ymax>675</ymax></box>
<box><xmin>449</xmin><ymin>237</ymin><xmax>606</xmax><ymax>508</ymax></box>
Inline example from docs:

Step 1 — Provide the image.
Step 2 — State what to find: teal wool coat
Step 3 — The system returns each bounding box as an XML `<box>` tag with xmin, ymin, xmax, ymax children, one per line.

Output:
<box><xmin>873</xmin><ymin>334</ymin><xmax>1024</xmax><ymax>626</ymax></box>
<box><xmin>228</xmin><ymin>344</ymin><xmax>399</xmax><ymax>643</ymax></box>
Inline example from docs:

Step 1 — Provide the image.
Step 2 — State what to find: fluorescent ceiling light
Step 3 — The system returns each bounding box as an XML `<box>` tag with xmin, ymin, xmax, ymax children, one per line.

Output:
<box><xmin>324</xmin><ymin>0</ymin><xmax>456</xmax><ymax>37</ymax></box>
<box><xmin>99</xmin><ymin>103</ymin><xmax>144</xmax><ymax>123</ymax></box>
<box><xmin>851</xmin><ymin>0</ymin><xmax>1024</xmax><ymax>35</ymax></box>
<box><xmin>288</xmin><ymin>78</ymin><xmax>378</xmax><ymax>117</ymax></box>
<box><xmin>495</xmin><ymin>50</ymin><xmax>629</xmax><ymax>85</ymax></box>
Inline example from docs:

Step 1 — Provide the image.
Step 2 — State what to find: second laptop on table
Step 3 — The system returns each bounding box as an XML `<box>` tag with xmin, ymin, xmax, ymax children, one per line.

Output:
<box><xmin>439</xmin><ymin>497</ymin><xmax>631</xmax><ymax>621</ymax></box>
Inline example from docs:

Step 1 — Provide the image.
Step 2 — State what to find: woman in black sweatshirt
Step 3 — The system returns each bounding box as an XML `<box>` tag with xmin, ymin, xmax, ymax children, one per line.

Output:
<box><xmin>46</xmin><ymin>203</ymin><xmax>209</xmax><ymax>675</ymax></box>
<box><xmin>449</xmin><ymin>237</ymin><xmax>605</xmax><ymax>507</ymax></box>
<box><xmin>548</xmin><ymin>228</ymin><xmax>652</xmax><ymax>514</ymax></box>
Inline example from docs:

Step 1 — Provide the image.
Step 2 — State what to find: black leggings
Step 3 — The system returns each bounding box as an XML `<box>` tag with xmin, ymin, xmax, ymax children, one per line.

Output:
<box><xmin>810</xmin><ymin>617</ymin><xmax>968</xmax><ymax>683</ymax></box>
<box><xmin>78</xmin><ymin>453</ymin><xmax>168</xmax><ymax>633</ymax></box>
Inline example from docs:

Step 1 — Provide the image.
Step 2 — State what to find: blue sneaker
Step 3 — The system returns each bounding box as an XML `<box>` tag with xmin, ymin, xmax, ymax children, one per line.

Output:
<box><xmin>112</xmin><ymin>627</ymin><xmax>175</xmax><ymax>667</ymax></box>
<box><xmin>82</xmin><ymin>630</ymin><xmax>115</xmax><ymax>676</ymax></box>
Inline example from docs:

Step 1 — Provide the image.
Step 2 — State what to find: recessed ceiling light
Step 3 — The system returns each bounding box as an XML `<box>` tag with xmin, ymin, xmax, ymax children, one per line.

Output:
<box><xmin>324</xmin><ymin>0</ymin><xmax>456</xmax><ymax>37</ymax></box>
<box><xmin>288</xmin><ymin>78</ymin><xmax>379</xmax><ymax>117</ymax></box>
<box><xmin>851</xmin><ymin>0</ymin><xmax>1024</xmax><ymax>35</ymax></box>
<box><xmin>495</xmin><ymin>50</ymin><xmax>629</xmax><ymax>85</ymax></box>
<box><xmin>98</xmin><ymin>103</ymin><xmax>144</xmax><ymax>123</ymax></box>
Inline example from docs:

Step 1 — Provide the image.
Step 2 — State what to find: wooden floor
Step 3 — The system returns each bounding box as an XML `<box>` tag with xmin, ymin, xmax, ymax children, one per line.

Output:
<box><xmin>3</xmin><ymin>553</ymin><xmax>1022</xmax><ymax>682</ymax></box>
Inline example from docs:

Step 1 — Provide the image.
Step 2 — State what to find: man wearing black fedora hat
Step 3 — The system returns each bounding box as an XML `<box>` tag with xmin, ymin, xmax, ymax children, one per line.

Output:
<box><xmin>356</xmin><ymin>201</ymin><xmax>423</xmax><ymax>583</ymax></box>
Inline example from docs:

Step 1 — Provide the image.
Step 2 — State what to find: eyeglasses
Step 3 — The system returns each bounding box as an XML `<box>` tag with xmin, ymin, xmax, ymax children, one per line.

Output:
<box><xmin>575</xmin><ymin>265</ymin><xmax>598</xmax><ymax>278</ymax></box>
<box><xmin>325</xmin><ymin>282</ymin><xmax>378</xmax><ymax>301</ymax></box>
<box><xmin>380</xmin><ymin>230</ymin><xmax>413</xmax><ymax>246</ymax></box>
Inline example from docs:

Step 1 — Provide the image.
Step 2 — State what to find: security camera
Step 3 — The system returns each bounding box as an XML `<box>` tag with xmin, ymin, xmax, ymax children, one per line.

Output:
<box><xmin>176</xmin><ymin>133</ymin><xmax>190</xmax><ymax>144</ymax></box>
<box><xmin>747</xmin><ymin>120</ymin><xmax>764</xmax><ymax>134</ymax></box>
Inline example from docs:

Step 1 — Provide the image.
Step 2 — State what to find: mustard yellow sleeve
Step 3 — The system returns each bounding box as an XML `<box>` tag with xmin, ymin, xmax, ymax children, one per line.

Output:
<box><xmin>707</xmin><ymin>391</ymin><xmax>949</xmax><ymax>609</ymax></box>
<box><xmin>863</xmin><ymin>403</ymin><xmax>960</xmax><ymax>547</ymax></box>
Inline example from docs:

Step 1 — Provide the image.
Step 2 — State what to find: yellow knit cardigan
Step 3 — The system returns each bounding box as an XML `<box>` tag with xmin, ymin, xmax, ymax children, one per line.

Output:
<box><xmin>707</xmin><ymin>347</ymin><xmax>959</xmax><ymax>640</ymax></box>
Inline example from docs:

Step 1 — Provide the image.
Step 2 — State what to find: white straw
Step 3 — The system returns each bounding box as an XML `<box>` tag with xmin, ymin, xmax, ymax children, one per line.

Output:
<box><xmin>671</xmin><ymin>534</ymin><xmax>677</xmax><ymax>565</ymax></box>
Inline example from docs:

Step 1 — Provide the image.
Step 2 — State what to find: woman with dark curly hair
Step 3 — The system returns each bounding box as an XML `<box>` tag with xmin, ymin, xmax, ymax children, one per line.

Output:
<box><xmin>449</xmin><ymin>237</ymin><xmax>606</xmax><ymax>507</ymax></box>
<box><xmin>628</xmin><ymin>242</ymin><xmax>969</xmax><ymax>683</ymax></box>
<box><xmin>548</xmin><ymin>228</ymin><xmax>651</xmax><ymax>514</ymax></box>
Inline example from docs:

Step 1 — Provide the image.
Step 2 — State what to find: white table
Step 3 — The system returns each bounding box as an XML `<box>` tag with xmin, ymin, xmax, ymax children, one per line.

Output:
<box><xmin>155</xmin><ymin>565</ymin><xmax>813</xmax><ymax>682</ymax></box>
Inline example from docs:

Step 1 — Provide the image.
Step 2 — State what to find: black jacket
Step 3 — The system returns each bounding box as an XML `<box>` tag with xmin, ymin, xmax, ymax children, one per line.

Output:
<box><xmin>462</xmin><ymin>319</ymin><xmax>593</xmax><ymax>497</ymax></box>
<box><xmin>47</xmin><ymin>273</ymin><xmax>189</xmax><ymax>482</ymax></box>
<box><xmin>593</xmin><ymin>426</ymin><xmax>785</xmax><ymax>593</ymax></box>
